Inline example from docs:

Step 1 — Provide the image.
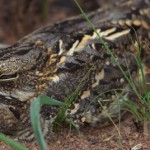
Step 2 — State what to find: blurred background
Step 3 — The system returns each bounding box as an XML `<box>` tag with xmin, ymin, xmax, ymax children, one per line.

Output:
<box><xmin>0</xmin><ymin>0</ymin><xmax>106</xmax><ymax>45</ymax></box>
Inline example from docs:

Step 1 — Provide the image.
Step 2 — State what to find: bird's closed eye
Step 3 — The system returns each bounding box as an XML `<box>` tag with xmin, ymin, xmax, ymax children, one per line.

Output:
<box><xmin>0</xmin><ymin>73</ymin><xmax>18</xmax><ymax>81</ymax></box>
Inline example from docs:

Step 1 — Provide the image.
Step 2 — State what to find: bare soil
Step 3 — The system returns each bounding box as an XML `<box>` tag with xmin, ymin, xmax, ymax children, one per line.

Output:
<box><xmin>0</xmin><ymin>115</ymin><xmax>150</xmax><ymax>150</ymax></box>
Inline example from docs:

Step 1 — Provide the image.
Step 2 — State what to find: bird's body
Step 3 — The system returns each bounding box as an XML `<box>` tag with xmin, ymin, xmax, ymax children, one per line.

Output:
<box><xmin>0</xmin><ymin>0</ymin><xmax>149</xmax><ymax>141</ymax></box>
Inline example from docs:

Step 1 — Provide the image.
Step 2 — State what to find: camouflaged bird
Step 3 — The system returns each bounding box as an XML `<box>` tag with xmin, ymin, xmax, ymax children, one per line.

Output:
<box><xmin>0</xmin><ymin>0</ymin><xmax>149</xmax><ymax>141</ymax></box>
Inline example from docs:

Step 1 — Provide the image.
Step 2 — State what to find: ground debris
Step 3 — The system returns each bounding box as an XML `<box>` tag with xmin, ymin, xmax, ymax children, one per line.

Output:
<box><xmin>131</xmin><ymin>143</ymin><xmax>142</xmax><ymax>150</ymax></box>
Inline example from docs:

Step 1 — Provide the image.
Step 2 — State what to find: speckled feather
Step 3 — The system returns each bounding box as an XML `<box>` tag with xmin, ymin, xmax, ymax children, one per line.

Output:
<box><xmin>0</xmin><ymin>0</ymin><xmax>149</xmax><ymax>141</ymax></box>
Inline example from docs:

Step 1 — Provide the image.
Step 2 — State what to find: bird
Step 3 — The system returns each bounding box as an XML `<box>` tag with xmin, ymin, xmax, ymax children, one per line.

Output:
<box><xmin>0</xmin><ymin>0</ymin><xmax>149</xmax><ymax>141</ymax></box>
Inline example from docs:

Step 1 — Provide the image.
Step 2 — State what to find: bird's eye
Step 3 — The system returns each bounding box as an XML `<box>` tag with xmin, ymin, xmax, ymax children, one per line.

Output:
<box><xmin>0</xmin><ymin>73</ymin><xmax>18</xmax><ymax>81</ymax></box>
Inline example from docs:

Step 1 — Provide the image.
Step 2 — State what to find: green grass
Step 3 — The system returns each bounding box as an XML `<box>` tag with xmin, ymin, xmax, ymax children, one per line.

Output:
<box><xmin>0</xmin><ymin>96</ymin><xmax>64</xmax><ymax>150</ymax></box>
<box><xmin>30</xmin><ymin>96</ymin><xmax>64</xmax><ymax>150</ymax></box>
<box><xmin>54</xmin><ymin>66</ymin><xmax>92</xmax><ymax>131</ymax></box>
<box><xmin>74</xmin><ymin>0</ymin><xmax>149</xmax><ymax>122</ymax></box>
<box><xmin>74</xmin><ymin>0</ymin><xmax>150</xmax><ymax>121</ymax></box>
<box><xmin>74</xmin><ymin>0</ymin><xmax>150</xmax><ymax>145</ymax></box>
<box><xmin>0</xmin><ymin>133</ymin><xmax>28</xmax><ymax>150</ymax></box>
<box><xmin>29</xmin><ymin>68</ymin><xmax>91</xmax><ymax>149</ymax></box>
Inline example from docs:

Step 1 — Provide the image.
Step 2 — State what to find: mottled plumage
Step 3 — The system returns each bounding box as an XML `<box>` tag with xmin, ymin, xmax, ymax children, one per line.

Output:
<box><xmin>0</xmin><ymin>0</ymin><xmax>149</xmax><ymax>141</ymax></box>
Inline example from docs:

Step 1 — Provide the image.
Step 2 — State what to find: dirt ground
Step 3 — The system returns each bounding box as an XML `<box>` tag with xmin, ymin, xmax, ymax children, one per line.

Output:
<box><xmin>0</xmin><ymin>115</ymin><xmax>150</xmax><ymax>150</ymax></box>
<box><xmin>0</xmin><ymin>0</ymin><xmax>150</xmax><ymax>150</ymax></box>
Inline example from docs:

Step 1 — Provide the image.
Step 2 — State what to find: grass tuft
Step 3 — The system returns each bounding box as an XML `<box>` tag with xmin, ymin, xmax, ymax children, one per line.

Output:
<box><xmin>0</xmin><ymin>133</ymin><xmax>28</xmax><ymax>150</ymax></box>
<box><xmin>74</xmin><ymin>0</ymin><xmax>150</xmax><ymax>140</ymax></box>
<box><xmin>54</xmin><ymin>66</ymin><xmax>93</xmax><ymax>131</ymax></box>
<box><xmin>30</xmin><ymin>96</ymin><xmax>64</xmax><ymax>150</ymax></box>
